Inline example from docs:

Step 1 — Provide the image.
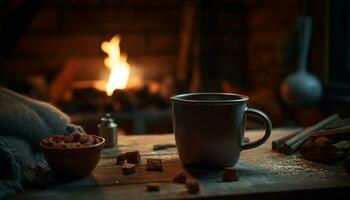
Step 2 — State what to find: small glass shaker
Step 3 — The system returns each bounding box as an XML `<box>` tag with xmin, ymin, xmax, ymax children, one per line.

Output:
<box><xmin>98</xmin><ymin>114</ymin><xmax>117</xmax><ymax>148</ymax></box>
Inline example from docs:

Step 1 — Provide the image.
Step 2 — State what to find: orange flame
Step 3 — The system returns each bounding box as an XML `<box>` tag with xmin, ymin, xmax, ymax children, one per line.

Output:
<box><xmin>101</xmin><ymin>35</ymin><xmax>130</xmax><ymax>96</ymax></box>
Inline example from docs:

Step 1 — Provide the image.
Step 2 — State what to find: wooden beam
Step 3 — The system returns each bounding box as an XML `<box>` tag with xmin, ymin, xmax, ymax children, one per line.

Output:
<box><xmin>177</xmin><ymin>0</ymin><xmax>196</xmax><ymax>83</ymax></box>
<box><xmin>49</xmin><ymin>58</ymin><xmax>81</xmax><ymax>104</ymax></box>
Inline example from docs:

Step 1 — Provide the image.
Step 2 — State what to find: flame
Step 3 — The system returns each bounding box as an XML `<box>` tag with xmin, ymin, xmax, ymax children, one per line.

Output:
<box><xmin>101</xmin><ymin>35</ymin><xmax>130</xmax><ymax>96</ymax></box>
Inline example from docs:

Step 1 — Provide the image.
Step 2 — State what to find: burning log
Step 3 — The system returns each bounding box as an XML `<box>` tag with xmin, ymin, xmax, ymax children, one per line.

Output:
<box><xmin>111</xmin><ymin>85</ymin><xmax>169</xmax><ymax>111</ymax></box>
<box><xmin>112</xmin><ymin>89</ymin><xmax>137</xmax><ymax>111</ymax></box>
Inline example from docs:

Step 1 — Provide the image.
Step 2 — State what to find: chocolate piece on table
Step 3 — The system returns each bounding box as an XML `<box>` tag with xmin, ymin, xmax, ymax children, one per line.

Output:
<box><xmin>146</xmin><ymin>158</ymin><xmax>163</xmax><ymax>171</ymax></box>
<box><xmin>125</xmin><ymin>151</ymin><xmax>141</xmax><ymax>164</ymax></box>
<box><xmin>173</xmin><ymin>171</ymin><xmax>187</xmax><ymax>183</ymax></box>
<box><xmin>186</xmin><ymin>179</ymin><xmax>200</xmax><ymax>194</ymax></box>
<box><xmin>146</xmin><ymin>183</ymin><xmax>160</xmax><ymax>192</ymax></box>
<box><xmin>222</xmin><ymin>167</ymin><xmax>239</xmax><ymax>182</ymax></box>
<box><xmin>116</xmin><ymin>153</ymin><xmax>126</xmax><ymax>165</ymax></box>
<box><xmin>122</xmin><ymin>163</ymin><xmax>135</xmax><ymax>175</ymax></box>
<box><xmin>300</xmin><ymin>139</ymin><xmax>338</xmax><ymax>163</ymax></box>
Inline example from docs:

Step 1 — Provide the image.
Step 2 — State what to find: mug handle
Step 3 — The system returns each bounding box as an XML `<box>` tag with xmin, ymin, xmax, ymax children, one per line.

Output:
<box><xmin>242</xmin><ymin>108</ymin><xmax>272</xmax><ymax>150</ymax></box>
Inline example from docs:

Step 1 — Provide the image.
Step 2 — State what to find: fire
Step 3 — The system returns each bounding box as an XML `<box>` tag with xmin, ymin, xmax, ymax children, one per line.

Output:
<box><xmin>101</xmin><ymin>35</ymin><xmax>130</xmax><ymax>96</ymax></box>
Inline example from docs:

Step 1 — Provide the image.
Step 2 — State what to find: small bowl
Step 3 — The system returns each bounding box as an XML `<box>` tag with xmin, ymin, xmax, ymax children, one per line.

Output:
<box><xmin>40</xmin><ymin>136</ymin><xmax>105</xmax><ymax>179</ymax></box>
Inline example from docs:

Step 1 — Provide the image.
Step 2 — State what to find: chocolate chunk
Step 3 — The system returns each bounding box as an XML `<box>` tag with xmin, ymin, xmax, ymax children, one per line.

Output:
<box><xmin>125</xmin><ymin>151</ymin><xmax>141</xmax><ymax>164</ymax></box>
<box><xmin>116</xmin><ymin>153</ymin><xmax>126</xmax><ymax>165</ymax></box>
<box><xmin>301</xmin><ymin>139</ymin><xmax>338</xmax><ymax>163</ymax></box>
<box><xmin>173</xmin><ymin>171</ymin><xmax>187</xmax><ymax>183</ymax></box>
<box><xmin>122</xmin><ymin>163</ymin><xmax>135</xmax><ymax>175</ymax></box>
<box><xmin>185</xmin><ymin>179</ymin><xmax>200</xmax><ymax>194</ymax></box>
<box><xmin>315</xmin><ymin>137</ymin><xmax>332</xmax><ymax>147</ymax></box>
<box><xmin>222</xmin><ymin>167</ymin><xmax>239</xmax><ymax>182</ymax></box>
<box><xmin>146</xmin><ymin>158</ymin><xmax>163</xmax><ymax>171</ymax></box>
<box><xmin>146</xmin><ymin>183</ymin><xmax>160</xmax><ymax>192</ymax></box>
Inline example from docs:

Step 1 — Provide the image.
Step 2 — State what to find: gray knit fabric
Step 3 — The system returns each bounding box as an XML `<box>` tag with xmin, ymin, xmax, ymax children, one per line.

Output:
<box><xmin>0</xmin><ymin>87</ymin><xmax>80</xmax><ymax>198</ymax></box>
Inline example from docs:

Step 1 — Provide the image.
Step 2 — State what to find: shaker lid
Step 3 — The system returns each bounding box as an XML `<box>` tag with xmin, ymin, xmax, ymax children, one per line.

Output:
<box><xmin>100</xmin><ymin>114</ymin><xmax>116</xmax><ymax>125</ymax></box>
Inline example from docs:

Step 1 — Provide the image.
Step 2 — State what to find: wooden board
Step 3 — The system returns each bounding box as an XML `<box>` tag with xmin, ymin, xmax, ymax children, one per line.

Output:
<box><xmin>17</xmin><ymin>129</ymin><xmax>350</xmax><ymax>199</ymax></box>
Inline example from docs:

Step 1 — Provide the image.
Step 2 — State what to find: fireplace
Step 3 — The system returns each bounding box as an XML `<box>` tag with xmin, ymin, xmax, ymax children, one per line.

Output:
<box><xmin>48</xmin><ymin>33</ymin><xmax>176</xmax><ymax>134</ymax></box>
<box><xmin>1</xmin><ymin>0</ymin><xmax>338</xmax><ymax>133</ymax></box>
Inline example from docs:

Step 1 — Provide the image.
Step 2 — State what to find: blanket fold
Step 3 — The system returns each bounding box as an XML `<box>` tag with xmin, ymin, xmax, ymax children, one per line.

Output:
<box><xmin>0</xmin><ymin>87</ymin><xmax>83</xmax><ymax>198</ymax></box>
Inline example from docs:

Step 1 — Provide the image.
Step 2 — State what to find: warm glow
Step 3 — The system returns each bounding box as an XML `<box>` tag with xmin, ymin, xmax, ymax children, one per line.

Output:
<box><xmin>101</xmin><ymin>35</ymin><xmax>130</xmax><ymax>96</ymax></box>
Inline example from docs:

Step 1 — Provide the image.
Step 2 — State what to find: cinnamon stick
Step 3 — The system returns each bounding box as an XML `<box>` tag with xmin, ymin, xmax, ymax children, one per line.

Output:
<box><xmin>309</xmin><ymin>127</ymin><xmax>350</xmax><ymax>141</ymax></box>
<box><xmin>283</xmin><ymin>138</ymin><xmax>306</xmax><ymax>154</ymax></box>
<box><xmin>281</xmin><ymin>114</ymin><xmax>340</xmax><ymax>153</ymax></box>
<box><xmin>323</xmin><ymin>118</ymin><xmax>350</xmax><ymax>130</ymax></box>
<box><xmin>272</xmin><ymin>130</ymin><xmax>300</xmax><ymax>152</ymax></box>
<box><xmin>334</xmin><ymin>140</ymin><xmax>350</xmax><ymax>151</ymax></box>
<box><xmin>278</xmin><ymin>114</ymin><xmax>340</xmax><ymax>154</ymax></box>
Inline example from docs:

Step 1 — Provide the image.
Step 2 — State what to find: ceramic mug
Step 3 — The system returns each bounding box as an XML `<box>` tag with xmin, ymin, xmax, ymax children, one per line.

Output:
<box><xmin>171</xmin><ymin>93</ymin><xmax>272</xmax><ymax>168</ymax></box>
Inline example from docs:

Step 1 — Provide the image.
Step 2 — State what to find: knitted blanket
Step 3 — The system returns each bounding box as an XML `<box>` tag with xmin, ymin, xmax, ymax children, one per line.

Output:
<box><xmin>0</xmin><ymin>87</ymin><xmax>82</xmax><ymax>198</ymax></box>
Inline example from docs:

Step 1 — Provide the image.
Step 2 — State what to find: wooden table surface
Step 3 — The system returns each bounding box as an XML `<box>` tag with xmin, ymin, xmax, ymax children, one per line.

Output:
<box><xmin>18</xmin><ymin>129</ymin><xmax>350</xmax><ymax>199</ymax></box>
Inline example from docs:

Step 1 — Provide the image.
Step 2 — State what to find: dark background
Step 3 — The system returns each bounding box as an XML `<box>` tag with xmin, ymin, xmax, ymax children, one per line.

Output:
<box><xmin>0</xmin><ymin>0</ymin><xmax>349</xmax><ymax>134</ymax></box>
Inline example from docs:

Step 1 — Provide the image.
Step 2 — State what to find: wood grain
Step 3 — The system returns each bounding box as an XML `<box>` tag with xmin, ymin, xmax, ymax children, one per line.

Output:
<box><xmin>18</xmin><ymin>129</ymin><xmax>350</xmax><ymax>200</ymax></box>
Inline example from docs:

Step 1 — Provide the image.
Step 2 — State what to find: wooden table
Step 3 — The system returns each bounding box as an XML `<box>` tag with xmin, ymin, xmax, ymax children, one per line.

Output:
<box><xmin>18</xmin><ymin>129</ymin><xmax>350</xmax><ymax>199</ymax></box>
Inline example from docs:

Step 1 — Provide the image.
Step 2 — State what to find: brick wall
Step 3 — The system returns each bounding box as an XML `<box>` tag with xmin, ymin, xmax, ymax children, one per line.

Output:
<box><xmin>4</xmin><ymin>0</ymin><xmax>182</xmax><ymax>82</ymax></box>
<box><xmin>246</xmin><ymin>0</ymin><xmax>299</xmax><ymax>90</ymax></box>
<box><xmin>3</xmin><ymin>0</ymin><xmax>306</xmax><ymax>94</ymax></box>
<box><xmin>197</xmin><ymin>0</ymin><xmax>248</xmax><ymax>91</ymax></box>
